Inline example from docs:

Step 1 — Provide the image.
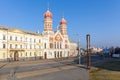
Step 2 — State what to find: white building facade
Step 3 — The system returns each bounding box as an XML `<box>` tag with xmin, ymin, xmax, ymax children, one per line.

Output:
<box><xmin>42</xmin><ymin>8</ymin><xmax>77</xmax><ymax>59</ymax></box>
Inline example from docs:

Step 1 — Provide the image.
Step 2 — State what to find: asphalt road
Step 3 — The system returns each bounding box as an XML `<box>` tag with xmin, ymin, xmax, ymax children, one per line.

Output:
<box><xmin>74</xmin><ymin>54</ymin><xmax>104</xmax><ymax>65</ymax></box>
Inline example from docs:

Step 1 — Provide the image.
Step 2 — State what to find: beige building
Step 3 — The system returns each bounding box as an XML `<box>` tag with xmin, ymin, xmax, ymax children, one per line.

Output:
<box><xmin>69</xmin><ymin>40</ymin><xmax>78</xmax><ymax>57</ymax></box>
<box><xmin>91</xmin><ymin>47</ymin><xmax>103</xmax><ymax>53</ymax></box>
<box><xmin>0</xmin><ymin>26</ymin><xmax>43</xmax><ymax>61</ymax></box>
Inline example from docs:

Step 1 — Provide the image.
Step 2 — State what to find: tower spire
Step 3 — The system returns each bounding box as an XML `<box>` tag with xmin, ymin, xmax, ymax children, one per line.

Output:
<box><xmin>47</xmin><ymin>2</ymin><xmax>50</xmax><ymax>11</ymax></box>
<box><xmin>59</xmin><ymin>14</ymin><xmax>67</xmax><ymax>35</ymax></box>
<box><xmin>44</xmin><ymin>3</ymin><xmax>53</xmax><ymax>32</ymax></box>
<box><xmin>62</xmin><ymin>14</ymin><xmax>64</xmax><ymax>18</ymax></box>
<box><xmin>62</xmin><ymin>13</ymin><xmax>64</xmax><ymax>20</ymax></box>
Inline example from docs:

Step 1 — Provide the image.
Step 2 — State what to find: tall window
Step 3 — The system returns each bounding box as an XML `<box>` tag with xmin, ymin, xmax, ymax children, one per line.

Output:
<box><xmin>26</xmin><ymin>52</ymin><xmax>27</xmax><ymax>56</ymax></box>
<box><xmin>15</xmin><ymin>36</ymin><xmax>17</xmax><ymax>41</ymax></box>
<box><xmin>10</xmin><ymin>44</ymin><xmax>12</xmax><ymax>48</ymax></box>
<box><xmin>15</xmin><ymin>44</ymin><xmax>17</xmax><ymax>49</ymax></box>
<box><xmin>39</xmin><ymin>46</ymin><xmax>41</xmax><ymax>49</ymax></box>
<box><xmin>10</xmin><ymin>36</ymin><xmax>12</xmax><ymax>40</ymax></box>
<box><xmin>3</xmin><ymin>35</ymin><xmax>6</xmax><ymax>40</ymax></box>
<box><xmin>30</xmin><ymin>52</ymin><xmax>32</xmax><ymax>56</ymax></box>
<box><xmin>44</xmin><ymin>43</ymin><xmax>46</xmax><ymax>49</ymax></box>
<box><xmin>60</xmin><ymin>43</ymin><xmax>62</xmax><ymax>49</ymax></box>
<box><xmin>3</xmin><ymin>44</ymin><xmax>6</xmax><ymax>48</ymax></box>
<box><xmin>26</xmin><ymin>45</ymin><xmax>27</xmax><ymax>49</ymax></box>
<box><xmin>20</xmin><ymin>37</ymin><xmax>22</xmax><ymax>41</ymax></box>
<box><xmin>39</xmin><ymin>39</ymin><xmax>41</xmax><ymax>43</ymax></box>
<box><xmin>34</xmin><ymin>39</ymin><xmax>36</xmax><ymax>43</ymax></box>
<box><xmin>30</xmin><ymin>38</ymin><xmax>32</xmax><ymax>42</ymax></box>
<box><xmin>54</xmin><ymin>51</ymin><xmax>56</xmax><ymax>58</ymax></box>
<box><xmin>65</xmin><ymin>44</ymin><xmax>67</xmax><ymax>49</ymax></box>
<box><xmin>34</xmin><ymin>52</ymin><xmax>36</xmax><ymax>56</ymax></box>
<box><xmin>26</xmin><ymin>37</ymin><xmax>27</xmax><ymax>42</ymax></box>
<box><xmin>21</xmin><ymin>53</ymin><xmax>22</xmax><ymax>57</ymax></box>
<box><xmin>20</xmin><ymin>45</ymin><xmax>22</xmax><ymax>48</ymax></box>
<box><xmin>57</xmin><ymin>42</ymin><xmax>59</xmax><ymax>49</ymax></box>
<box><xmin>30</xmin><ymin>45</ymin><xmax>32</xmax><ymax>49</ymax></box>
<box><xmin>55</xmin><ymin>42</ymin><xmax>56</xmax><ymax>49</ymax></box>
<box><xmin>50</xmin><ymin>43</ymin><xmax>53</xmax><ymax>49</ymax></box>
<box><xmin>34</xmin><ymin>45</ymin><xmax>36</xmax><ymax>49</ymax></box>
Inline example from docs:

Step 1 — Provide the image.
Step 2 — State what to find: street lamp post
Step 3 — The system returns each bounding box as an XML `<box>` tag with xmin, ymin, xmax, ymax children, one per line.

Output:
<box><xmin>86</xmin><ymin>34</ymin><xmax>91</xmax><ymax>69</ymax></box>
<box><xmin>76</xmin><ymin>34</ymin><xmax>81</xmax><ymax>64</ymax></box>
<box><xmin>78</xmin><ymin>38</ymin><xmax>80</xmax><ymax>64</ymax></box>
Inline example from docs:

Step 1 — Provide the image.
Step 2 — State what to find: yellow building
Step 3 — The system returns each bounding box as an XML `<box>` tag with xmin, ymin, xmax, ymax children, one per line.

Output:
<box><xmin>0</xmin><ymin>26</ymin><xmax>43</xmax><ymax>61</ymax></box>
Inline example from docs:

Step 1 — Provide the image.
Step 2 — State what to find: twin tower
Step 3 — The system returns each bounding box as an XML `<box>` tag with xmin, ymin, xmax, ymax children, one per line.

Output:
<box><xmin>43</xmin><ymin>8</ymin><xmax>67</xmax><ymax>35</ymax></box>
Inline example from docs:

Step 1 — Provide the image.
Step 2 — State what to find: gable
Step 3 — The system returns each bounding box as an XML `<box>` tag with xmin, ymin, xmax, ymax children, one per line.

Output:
<box><xmin>54</xmin><ymin>31</ymin><xmax>63</xmax><ymax>42</ymax></box>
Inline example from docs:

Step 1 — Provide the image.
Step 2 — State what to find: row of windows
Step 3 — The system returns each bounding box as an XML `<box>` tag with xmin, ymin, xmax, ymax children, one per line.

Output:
<box><xmin>25</xmin><ymin>52</ymin><xmax>37</xmax><ymax>57</ymax></box>
<box><xmin>44</xmin><ymin>42</ymin><xmax>67</xmax><ymax>49</ymax></box>
<box><xmin>50</xmin><ymin>42</ymin><xmax>62</xmax><ymax>49</ymax></box>
<box><xmin>2</xmin><ymin>51</ymin><xmax>69</xmax><ymax>59</ymax></box>
<box><xmin>10</xmin><ymin>52</ymin><xmax>40</xmax><ymax>57</ymax></box>
<box><xmin>3</xmin><ymin>44</ymin><xmax>41</xmax><ymax>49</ymax></box>
<box><xmin>3</xmin><ymin>35</ymin><xmax>41</xmax><ymax>43</ymax></box>
<box><xmin>3</xmin><ymin>43</ymin><xmax>67</xmax><ymax>49</ymax></box>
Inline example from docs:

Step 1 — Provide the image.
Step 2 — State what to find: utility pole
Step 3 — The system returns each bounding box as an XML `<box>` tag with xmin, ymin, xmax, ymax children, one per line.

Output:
<box><xmin>86</xmin><ymin>34</ymin><xmax>91</xmax><ymax>69</ymax></box>
<box><xmin>75</xmin><ymin>34</ymin><xmax>81</xmax><ymax>64</ymax></box>
<box><xmin>78</xmin><ymin>38</ymin><xmax>80</xmax><ymax>64</ymax></box>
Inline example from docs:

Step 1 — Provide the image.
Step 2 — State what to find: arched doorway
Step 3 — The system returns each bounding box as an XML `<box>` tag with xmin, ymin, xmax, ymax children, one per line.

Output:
<box><xmin>14</xmin><ymin>51</ymin><xmax>19</xmax><ymax>61</ymax></box>
<box><xmin>44</xmin><ymin>52</ymin><xmax>47</xmax><ymax>59</ymax></box>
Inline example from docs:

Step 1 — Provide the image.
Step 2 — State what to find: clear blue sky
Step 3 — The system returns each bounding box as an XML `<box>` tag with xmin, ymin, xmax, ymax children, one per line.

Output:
<box><xmin>0</xmin><ymin>0</ymin><xmax>120</xmax><ymax>48</ymax></box>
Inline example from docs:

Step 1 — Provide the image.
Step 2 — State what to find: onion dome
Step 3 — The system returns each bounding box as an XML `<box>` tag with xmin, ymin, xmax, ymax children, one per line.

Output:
<box><xmin>60</xmin><ymin>16</ymin><xmax>67</xmax><ymax>25</ymax></box>
<box><xmin>44</xmin><ymin>9</ymin><xmax>52</xmax><ymax>18</ymax></box>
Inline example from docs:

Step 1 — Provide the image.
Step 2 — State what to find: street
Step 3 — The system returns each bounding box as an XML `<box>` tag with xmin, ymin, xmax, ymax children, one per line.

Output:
<box><xmin>0</xmin><ymin>58</ymin><xmax>89</xmax><ymax>80</ymax></box>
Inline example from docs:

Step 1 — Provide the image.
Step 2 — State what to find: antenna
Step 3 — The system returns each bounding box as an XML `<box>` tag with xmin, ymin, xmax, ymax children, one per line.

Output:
<box><xmin>62</xmin><ymin>13</ymin><xmax>64</xmax><ymax>18</ymax></box>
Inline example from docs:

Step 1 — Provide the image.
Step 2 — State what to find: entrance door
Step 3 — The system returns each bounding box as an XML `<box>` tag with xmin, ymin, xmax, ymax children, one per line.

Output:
<box><xmin>44</xmin><ymin>52</ymin><xmax>47</xmax><ymax>59</ymax></box>
<box><xmin>14</xmin><ymin>51</ymin><xmax>19</xmax><ymax>61</ymax></box>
